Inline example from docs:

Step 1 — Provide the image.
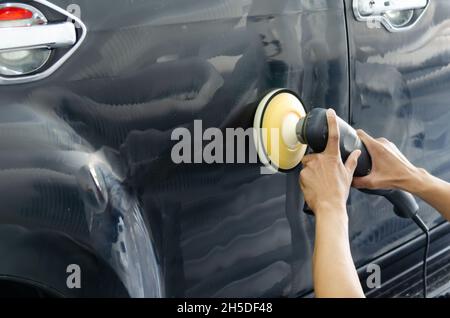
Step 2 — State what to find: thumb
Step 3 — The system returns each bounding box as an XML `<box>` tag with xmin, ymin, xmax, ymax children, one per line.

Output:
<box><xmin>357</xmin><ymin>129</ymin><xmax>377</xmax><ymax>153</ymax></box>
<box><xmin>345</xmin><ymin>149</ymin><xmax>361</xmax><ymax>176</ymax></box>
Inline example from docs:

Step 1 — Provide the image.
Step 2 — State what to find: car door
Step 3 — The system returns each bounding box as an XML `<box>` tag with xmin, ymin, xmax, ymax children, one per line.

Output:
<box><xmin>345</xmin><ymin>0</ymin><xmax>450</xmax><ymax>296</ymax></box>
<box><xmin>0</xmin><ymin>0</ymin><xmax>162</xmax><ymax>297</ymax></box>
<box><xmin>0</xmin><ymin>0</ymin><xmax>351</xmax><ymax>297</ymax></box>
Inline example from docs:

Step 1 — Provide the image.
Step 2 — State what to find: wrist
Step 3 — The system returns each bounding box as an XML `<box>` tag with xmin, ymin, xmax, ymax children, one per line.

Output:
<box><xmin>314</xmin><ymin>201</ymin><xmax>348</xmax><ymax>221</ymax></box>
<box><xmin>398</xmin><ymin>166</ymin><xmax>431</xmax><ymax>195</ymax></box>
<box><xmin>315</xmin><ymin>205</ymin><xmax>349</xmax><ymax>234</ymax></box>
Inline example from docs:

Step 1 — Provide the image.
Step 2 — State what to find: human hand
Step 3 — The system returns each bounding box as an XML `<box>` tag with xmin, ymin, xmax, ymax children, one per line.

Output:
<box><xmin>352</xmin><ymin>130</ymin><xmax>420</xmax><ymax>192</ymax></box>
<box><xmin>300</xmin><ymin>109</ymin><xmax>361</xmax><ymax>214</ymax></box>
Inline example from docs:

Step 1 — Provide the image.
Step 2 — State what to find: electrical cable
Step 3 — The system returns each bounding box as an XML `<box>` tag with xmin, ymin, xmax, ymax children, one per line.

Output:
<box><xmin>412</xmin><ymin>214</ymin><xmax>430</xmax><ymax>298</ymax></box>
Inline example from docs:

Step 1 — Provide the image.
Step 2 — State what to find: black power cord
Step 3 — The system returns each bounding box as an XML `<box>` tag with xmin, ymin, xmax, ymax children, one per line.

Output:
<box><xmin>412</xmin><ymin>214</ymin><xmax>430</xmax><ymax>298</ymax></box>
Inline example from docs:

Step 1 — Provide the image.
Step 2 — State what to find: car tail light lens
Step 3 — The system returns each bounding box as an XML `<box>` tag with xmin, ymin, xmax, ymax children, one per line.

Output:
<box><xmin>0</xmin><ymin>7</ymin><xmax>33</xmax><ymax>21</ymax></box>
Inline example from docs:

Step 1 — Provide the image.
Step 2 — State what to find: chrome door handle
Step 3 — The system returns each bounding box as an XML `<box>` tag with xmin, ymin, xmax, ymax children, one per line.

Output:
<box><xmin>0</xmin><ymin>22</ymin><xmax>76</xmax><ymax>52</ymax></box>
<box><xmin>358</xmin><ymin>0</ymin><xmax>428</xmax><ymax>15</ymax></box>
<box><xmin>0</xmin><ymin>0</ymin><xmax>87</xmax><ymax>85</ymax></box>
<box><xmin>353</xmin><ymin>0</ymin><xmax>430</xmax><ymax>32</ymax></box>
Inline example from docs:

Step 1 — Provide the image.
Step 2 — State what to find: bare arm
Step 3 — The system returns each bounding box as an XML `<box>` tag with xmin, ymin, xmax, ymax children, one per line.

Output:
<box><xmin>313</xmin><ymin>205</ymin><xmax>364</xmax><ymax>298</ymax></box>
<box><xmin>300</xmin><ymin>109</ymin><xmax>364</xmax><ymax>298</ymax></box>
<box><xmin>353</xmin><ymin>130</ymin><xmax>450</xmax><ymax>222</ymax></box>
<box><xmin>407</xmin><ymin>170</ymin><xmax>450</xmax><ymax>222</ymax></box>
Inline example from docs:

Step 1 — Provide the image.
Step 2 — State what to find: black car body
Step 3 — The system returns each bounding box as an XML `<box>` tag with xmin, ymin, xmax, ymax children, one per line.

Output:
<box><xmin>0</xmin><ymin>0</ymin><xmax>449</xmax><ymax>297</ymax></box>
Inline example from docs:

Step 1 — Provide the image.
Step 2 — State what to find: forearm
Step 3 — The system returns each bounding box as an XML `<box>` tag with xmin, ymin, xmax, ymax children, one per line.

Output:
<box><xmin>403</xmin><ymin>168</ymin><xmax>450</xmax><ymax>221</ymax></box>
<box><xmin>313</xmin><ymin>204</ymin><xmax>365</xmax><ymax>298</ymax></box>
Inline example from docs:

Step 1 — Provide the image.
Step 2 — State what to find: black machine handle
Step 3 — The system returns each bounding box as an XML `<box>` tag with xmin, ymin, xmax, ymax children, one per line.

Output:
<box><xmin>298</xmin><ymin>108</ymin><xmax>371</xmax><ymax>177</ymax></box>
<box><xmin>301</xmin><ymin>108</ymin><xmax>418</xmax><ymax>219</ymax></box>
<box><xmin>359</xmin><ymin>189</ymin><xmax>418</xmax><ymax>219</ymax></box>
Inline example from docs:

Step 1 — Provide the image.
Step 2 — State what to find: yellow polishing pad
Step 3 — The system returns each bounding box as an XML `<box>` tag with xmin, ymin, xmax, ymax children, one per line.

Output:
<box><xmin>254</xmin><ymin>89</ymin><xmax>307</xmax><ymax>171</ymax></box>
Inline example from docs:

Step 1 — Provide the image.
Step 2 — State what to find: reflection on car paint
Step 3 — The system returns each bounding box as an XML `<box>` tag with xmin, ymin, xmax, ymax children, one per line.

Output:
<box><xmin>346</xmin><ymin>0</ymin><xmax>450</xmax><ymax>264</ymax></box>
<box><xmin>6</xmin><ymin>0</ymin><xmax>448</xmax><ymax>297</ymax></box>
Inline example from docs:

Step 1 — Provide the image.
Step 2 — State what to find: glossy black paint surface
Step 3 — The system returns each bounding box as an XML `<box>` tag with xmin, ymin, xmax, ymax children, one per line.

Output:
<box><xmin>0</xmin><ymin>0</ymin><xmax>350</xmax><ymax>297</ymax></box>
<box><xmin>0</xmin><ymin>0</ymin><xmax>448</xmax><ymax>298</ymax></box>
<box><xmin>345</xmin><ymin>0</ymin><xmax>450</xmax><ymax>267</ymax></box>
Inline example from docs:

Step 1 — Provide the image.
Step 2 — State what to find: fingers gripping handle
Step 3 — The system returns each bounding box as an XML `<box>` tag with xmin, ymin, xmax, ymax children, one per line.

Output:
<box><xmin>302</xmin><ymin>108</ymin><xmax>371</xmax><ymax>214</ymax></box>
<box><xmin>301</xmin><ymin>108</ymin><xmax>418</xmax><ymax>219</ymax></box>
<box><xmin>299</xmin><ymin>108</ymin><xmax>371</xmax><ymax>176</ymax></box>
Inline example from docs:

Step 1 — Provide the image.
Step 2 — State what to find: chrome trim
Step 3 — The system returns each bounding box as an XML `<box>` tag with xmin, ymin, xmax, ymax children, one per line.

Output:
<box><xmin>0</xmin><ymin>0</ymin><xmax>87</xmax><ymax>85</ymax></box>
<box><xmin>0</xmin><ymin>22</ymin><xmax>76</xmax><ymax>51</ymax></box>
<box><xmin>0</xmin><ymin>3</ymin><xmax>51</xmax><ymax>76</ymax></box>
<box><xmin>358</xmin><ymin>0</ymin><xmax>428</xmax><ymax>16</ymax></box>
<box><xmin>353</xmin><ymin>0</ymin><xmax>430</xmax><ymax>33</ymax></box>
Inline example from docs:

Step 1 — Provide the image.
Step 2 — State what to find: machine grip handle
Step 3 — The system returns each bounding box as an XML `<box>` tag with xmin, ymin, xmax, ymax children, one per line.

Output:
<box><xmin>360</xmin><ymin>189</ymin><xmax>419</xmax><ymax>218</ymax></box>
<box><xmin>300</xmin><ymin>108</ymin><xmax>371</xmax><ymax>176</ymax></box>
<box><xmin>300</xmin><ymin>108</ymin><xmax>418</xmax><ymax>219</ymax></box>
<box><xmin>303</xmin><ymin>203</ymin><xmax>314</xmax><ymax>215</ymax></box>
